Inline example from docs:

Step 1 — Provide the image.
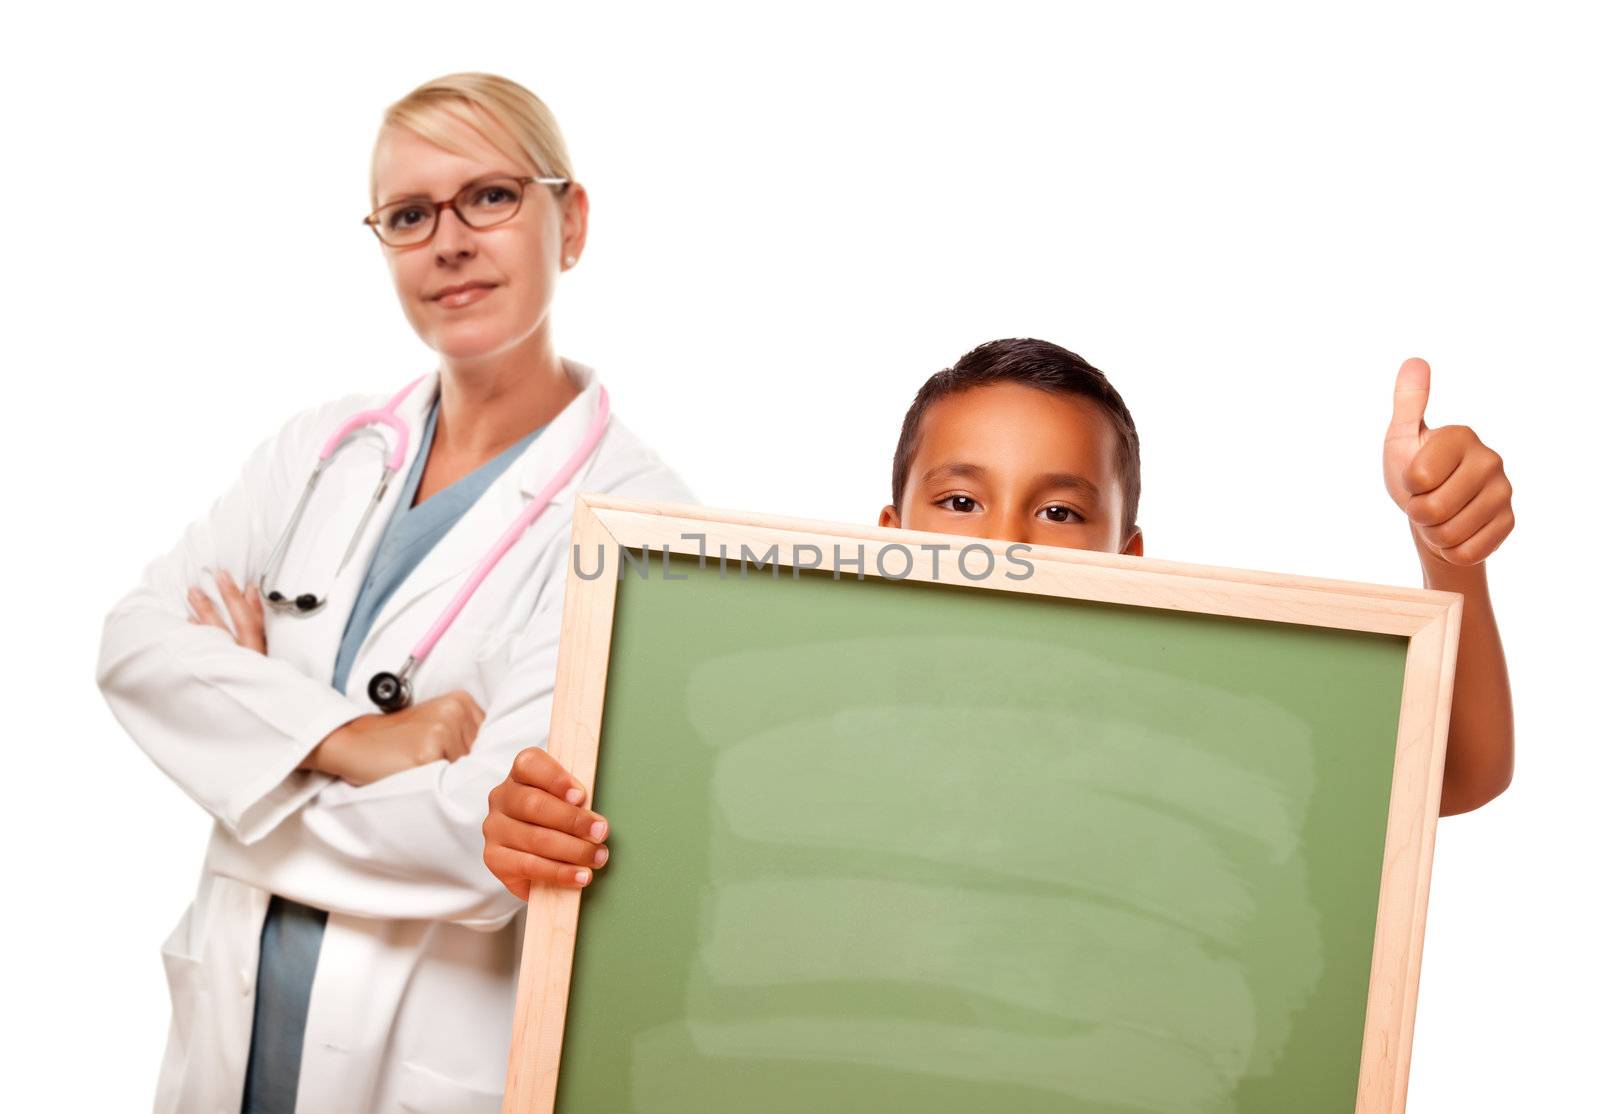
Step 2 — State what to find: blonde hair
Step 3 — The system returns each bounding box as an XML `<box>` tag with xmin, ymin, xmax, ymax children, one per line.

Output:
<box><xmin>370</xmin><ymin>72</ymin><xmax>574</xmax><ymax>206</ymax></box>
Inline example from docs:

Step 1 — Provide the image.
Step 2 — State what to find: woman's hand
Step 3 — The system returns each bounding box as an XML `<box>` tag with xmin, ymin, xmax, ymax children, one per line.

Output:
<box><xmin>483</xmin><ymin>747</ymin><xmax>610</xmax><ymax>898</ymax></box>
<box><xmin>186</xmin><ymin>569</ymin><xmax>266</xmax><ymax>653</ymax></box>
<box><xmin>302</xmin><ymin>691</ymin><xmax>486</xmax><ymax>786</ymax></box>
<box><xmin>1384</xmin><ymin>357</ymin><xmax>1515</xmax><ymax>566</ymax></box>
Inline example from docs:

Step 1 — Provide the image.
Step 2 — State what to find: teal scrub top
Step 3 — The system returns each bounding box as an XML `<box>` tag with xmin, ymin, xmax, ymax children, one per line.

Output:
<box><xmin>241</xmin><ymin>394</ymin><xmax>542</xmax><ymax>1113</ymax></box>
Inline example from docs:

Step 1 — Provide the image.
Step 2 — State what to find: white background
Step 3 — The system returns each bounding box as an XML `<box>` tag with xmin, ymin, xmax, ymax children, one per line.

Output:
<box><xmin>3</xmin><ymin>2</ymin><xmax>1595</xmax><ymax>1109</ymax></box>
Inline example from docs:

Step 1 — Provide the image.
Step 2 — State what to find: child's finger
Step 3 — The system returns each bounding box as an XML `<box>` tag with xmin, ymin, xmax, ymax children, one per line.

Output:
<box><xmin>1438</xmin><ymin>508</ymin><xmax>1514</xmax><ymax>565</ymax></box>
<box><xmin>1416</xmin><ymin>480</ymin><xmax>1509</xmax><ymax>555</ymax></box>
<box><xmin>497</xmin><ymin>782</ymin><xmax>607</xmax><ymax>843</ymax></box>
<box><xmin>1400</xmin><ymin>425</ymin><xmax>1471</xmax><ymax>496</ymax></box>
<box><xmin>512</xmin><ymin>746</ymin><xmax>588</xmax><ymax>806</ymax></box>
<box><xmin>1387</xmin><ymin>357</ymin><xmax>1432</xmax><ymax>439</ymax></box>
<box><xmin>484</xmin><ymin>843</ymin><xmax>593</xmax><ymax>889</ymax></box>
<box><xmin>484</xmin><ymin>811</ymin><xmax>609</xmax><ymax>868</ymax></box>
<box><xmin>1403</xmin><ymin>447</ymin><xmax>1492</xmax><ymax>526</ymax></box>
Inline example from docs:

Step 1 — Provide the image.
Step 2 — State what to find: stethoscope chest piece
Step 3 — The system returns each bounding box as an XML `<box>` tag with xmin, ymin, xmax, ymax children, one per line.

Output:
<box><xmin>368</xmin><ymin>660</ymin><xmax>416</xmax><ymax>714</ymax></box>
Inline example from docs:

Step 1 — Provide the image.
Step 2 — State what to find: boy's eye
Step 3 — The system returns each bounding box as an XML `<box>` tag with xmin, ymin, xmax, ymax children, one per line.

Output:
<box><xmin>1038</xmin><ymin>504</ymin><xmax>1082</xmax><ymax>524</ymax></box>
<box><xmin>936</xmin><ymin>495</ymin><xmax>979</xmax><ymax>513</ymax></box>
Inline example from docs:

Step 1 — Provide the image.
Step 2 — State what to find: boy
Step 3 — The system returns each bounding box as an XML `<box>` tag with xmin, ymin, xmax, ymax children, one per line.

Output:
<box><xmin>481</xmin><ymin>339</ymin><xmax>1514</xmax><ymax>895</ymax></box>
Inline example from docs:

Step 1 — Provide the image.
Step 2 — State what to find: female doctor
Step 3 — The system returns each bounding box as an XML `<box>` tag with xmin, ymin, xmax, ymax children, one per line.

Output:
<box><xmin>96</xmin><ymin>73</ymin><xmax>689</xmax><ymax>1114</ymax></box>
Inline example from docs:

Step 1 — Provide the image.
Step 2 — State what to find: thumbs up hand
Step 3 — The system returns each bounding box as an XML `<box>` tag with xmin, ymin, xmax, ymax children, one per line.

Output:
<box><xmin>1383</xmin><ymin>357</ymin><xmax>1515</xmax><ymax>566</ymax></box>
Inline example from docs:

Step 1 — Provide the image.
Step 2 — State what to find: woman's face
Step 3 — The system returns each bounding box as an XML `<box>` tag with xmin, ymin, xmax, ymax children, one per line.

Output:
<box><xmin>370</xmin><ymin>119</ymin><xmax>587</xmax><ymax>365</ymax></box>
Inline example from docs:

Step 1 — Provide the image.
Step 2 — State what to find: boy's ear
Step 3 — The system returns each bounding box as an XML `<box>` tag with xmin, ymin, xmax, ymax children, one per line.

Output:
<box><xmin>878</xmin><ymin>504</ymin><xmax>902</xmax><ymax>529</ymax></box>
<box><xmin>1120</xmin><ymin>526</ymin><xmax>1144</xmax><ymax>557</ymax></box>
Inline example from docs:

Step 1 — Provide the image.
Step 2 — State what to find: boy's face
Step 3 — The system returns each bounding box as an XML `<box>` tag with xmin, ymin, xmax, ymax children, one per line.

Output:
<box><xmin>880</xmin><ymin>382</ymin><xmax>1144</xmax><ymax>555</ymax></box>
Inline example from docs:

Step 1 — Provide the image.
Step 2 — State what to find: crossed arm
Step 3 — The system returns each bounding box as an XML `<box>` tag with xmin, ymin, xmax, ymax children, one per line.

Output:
<box><xmin>97</xmin><ymin>404</ymin><xmax>610</xmax><ymax>930</ymax></box>
<box><xmin>168</xmin><ymin>567</ymin><xmax>611</xmax><ymax>928</ymax></box>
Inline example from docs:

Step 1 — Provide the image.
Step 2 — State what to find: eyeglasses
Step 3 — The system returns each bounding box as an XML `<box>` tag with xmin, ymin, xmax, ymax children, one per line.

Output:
<box><xmin>363</xmin><ymin>174</ymin><xmax>569</xmax><ymax>247</ymax></box>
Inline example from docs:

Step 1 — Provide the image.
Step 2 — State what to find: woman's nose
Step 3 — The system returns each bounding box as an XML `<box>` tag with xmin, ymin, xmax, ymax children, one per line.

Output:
<box><xmin>432</xmin><ymin>207</ymin><xmax>477</xmax><ymax>262</ymax></box>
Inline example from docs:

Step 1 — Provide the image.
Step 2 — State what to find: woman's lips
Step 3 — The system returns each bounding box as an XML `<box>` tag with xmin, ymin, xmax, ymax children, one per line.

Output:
<box><xmin>434</xmin><ymin>283</ymin><xmax>496</xmax><ymax>308</ymax></box>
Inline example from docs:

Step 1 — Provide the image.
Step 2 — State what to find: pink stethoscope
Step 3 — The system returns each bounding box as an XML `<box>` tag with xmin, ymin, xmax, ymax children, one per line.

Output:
<box><xmin>258</xmin><ymin>375</ymin><xmax>610</xmax><ymax>713</ymax></box>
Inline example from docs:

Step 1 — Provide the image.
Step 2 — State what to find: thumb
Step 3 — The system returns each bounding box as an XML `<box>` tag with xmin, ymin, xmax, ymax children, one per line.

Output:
<box><xmin>1388</xmin><ymin>356</ymin><xmax>1431</xmax><ymax>438</ymax></box>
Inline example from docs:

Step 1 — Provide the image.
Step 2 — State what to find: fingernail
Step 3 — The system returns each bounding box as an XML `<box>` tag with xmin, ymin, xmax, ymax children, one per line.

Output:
<box><xmin>589</xmin><ymin>820</ymin><xmax>607</xmax><ymax>841</ymax></box>
<box><xmin>574</xmin><ymin>869</ymin><xmax>592</xmax><ymax>886</ymax></box>
<box><xmin>220</xmin><ymin>570</ymin><xmax>234</xmax><ymax>586</ymax></box>
<box><xmin>593</xmin><ymin>847</ymin><xmax>609</xmax><ymax>866</ymax></box>
<box><xmin>565</xmin><ymin>787</ymin><xmax>585</xmax><ymax>805</ymax></box>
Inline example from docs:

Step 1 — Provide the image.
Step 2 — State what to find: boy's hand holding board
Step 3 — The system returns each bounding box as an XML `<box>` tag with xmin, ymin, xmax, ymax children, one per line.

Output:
<box><xmin>482</xmin><ymin>745</ymin><xmax>610</xmax><ymax>897</ymax></box>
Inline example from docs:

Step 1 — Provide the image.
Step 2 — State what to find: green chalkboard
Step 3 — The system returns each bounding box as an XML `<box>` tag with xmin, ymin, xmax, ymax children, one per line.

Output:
<box><xmin>553</xmin><ymin>550</ymin><xmax>1411</xmax><ymax>1113</ymax></box>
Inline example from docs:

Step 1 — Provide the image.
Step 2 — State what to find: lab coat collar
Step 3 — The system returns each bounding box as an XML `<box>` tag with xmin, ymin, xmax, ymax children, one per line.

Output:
<box><xmin>512</xmin><ymin>357</ymin><xmax>603</xmax><ymax>501</ymax></box>
<box><xmin>391</xmin><ymin>359</ymin><xmax>603</xmax><ymax>502</ymax></box>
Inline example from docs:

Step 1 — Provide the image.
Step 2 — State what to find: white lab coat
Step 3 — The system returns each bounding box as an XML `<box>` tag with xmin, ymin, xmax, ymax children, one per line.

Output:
<box><xmin>97</xmin><ymin>361</ymin><xmax>692</xmax><ymax>1114</ymax></box>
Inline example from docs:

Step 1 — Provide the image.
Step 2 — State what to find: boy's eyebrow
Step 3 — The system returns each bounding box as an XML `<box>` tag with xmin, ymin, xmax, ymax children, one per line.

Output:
<box><xmin>921</xmin><ymin>462</ymin><xmax>988</xmax><ymax>486</ymax></box>
<box><xmin>922</xmin><ymin>462</ymin><xmax>1102</xmax><ymax>501</ymax></box>
<box><xmin>1034</xmin><ymin>472</ymin><xmax>1102</xmax><ymax>501</ymax></box>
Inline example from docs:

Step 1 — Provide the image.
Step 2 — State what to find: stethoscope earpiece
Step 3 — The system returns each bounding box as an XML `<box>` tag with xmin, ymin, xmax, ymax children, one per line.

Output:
<box><xmin>263</xmin><ymin>588</ymin><xmax>326</xmax><ymax>615</ymax></box>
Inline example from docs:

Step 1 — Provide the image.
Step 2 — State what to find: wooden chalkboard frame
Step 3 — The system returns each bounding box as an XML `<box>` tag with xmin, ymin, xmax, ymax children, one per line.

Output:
<box><xmin>503</xmin><ymin>494</ymin><xmax>1462</xmax><ymax>1114</ymax></box>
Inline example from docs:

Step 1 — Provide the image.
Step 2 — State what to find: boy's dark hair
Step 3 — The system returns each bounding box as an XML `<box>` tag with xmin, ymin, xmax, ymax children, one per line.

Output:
<box><xmin>890</xmin><ymin>338</ymin><xmax>1142</xmax><ymax>539</ymax></box>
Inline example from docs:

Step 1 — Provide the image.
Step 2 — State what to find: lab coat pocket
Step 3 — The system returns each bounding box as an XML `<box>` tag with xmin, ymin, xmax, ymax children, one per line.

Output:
<box><xmin>157</xmin><ymin>907</ymin><xmax>203</xmax><ymax>1064</ymax></box>
<box><xmin>396</xmin><ymin>1059</ymin><xmax>504</xmax><ymax>1114</ymax></box>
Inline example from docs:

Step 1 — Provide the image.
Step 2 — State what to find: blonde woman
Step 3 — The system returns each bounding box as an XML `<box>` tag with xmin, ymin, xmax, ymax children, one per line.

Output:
<box><xmin>96</xmin><ymin>73</ymin><xmax>686</xmax><ymax>1113</ymax></box>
